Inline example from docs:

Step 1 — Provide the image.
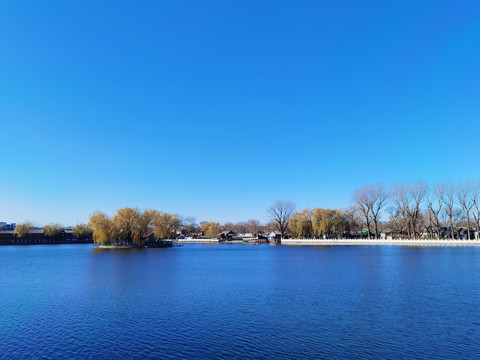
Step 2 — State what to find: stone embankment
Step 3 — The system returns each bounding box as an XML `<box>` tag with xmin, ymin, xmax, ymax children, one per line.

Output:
<box><xmin>281</xmin><ymin>239</ymin><xmax>480</xmax><ymax>246</ymax></box>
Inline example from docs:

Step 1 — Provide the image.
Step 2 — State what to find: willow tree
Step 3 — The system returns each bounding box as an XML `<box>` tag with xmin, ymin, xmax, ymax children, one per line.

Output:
<box><xmin>311</xmin><ymin>208</ymin><xmax>323</xmax><ymax>237</ymax></box>
<box><xmin>112</xmin><ymin>207</ymin><xmax>143</xmax><ymax>245</ymax></box>
<box><xmin>13</xmin><ymin>222</ymin><xmax>34</xmax><ymax>239</ymax></box>
<box><xmin>289</xmin><ymin>209</ymin><xmax>312</xmax><ymax>238</ymax></box>
<box><xmin>311</xmin><ymin>208</ymin><xmax>340</xmax><ymax>238</ymax></box>
<box><xmin>200</xmin><ymin>222</ymin><xmax>222</xmax><ymax>238</ymax></box>
<box><xmin>72</xmin><ymin>224</ymin><xmax>93</xmax><ymax>240</ymax></box>
<box><xmin>323</xmin><ymin>209</ymin><xmax>338</xmax><ymax>237</ymax></box>
<box><xmin>88</xmin><ymin>211</ymin><xmax>117</xmax><ymax>245</ymax></box>
<box><xmin>138</xmin><ymin>209</ymin><xmax>160</xmax><ymax>238</ymax></box>
<box><xmin>43</xmin><ymin>223</ymin><xmax>63</xmax><ymax>242</ymax></box>
<box><xmin>153</xmin><ymin>212</ymin><xmax>181</xmax><ymax>239</ymax></box>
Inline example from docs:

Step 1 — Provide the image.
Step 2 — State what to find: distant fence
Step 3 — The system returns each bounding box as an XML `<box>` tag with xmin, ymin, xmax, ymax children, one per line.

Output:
<box><xmin>281</xmin><ymin>238</ymin><xmax>480</xmax><ymax>246</ymax></box>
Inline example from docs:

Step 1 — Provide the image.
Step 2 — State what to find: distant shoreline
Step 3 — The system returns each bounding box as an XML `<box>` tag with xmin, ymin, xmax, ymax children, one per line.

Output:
<box><xmin>3</xmin><ymin>239</ymin><xmax>480</xmax><ymax>247</ymax></box>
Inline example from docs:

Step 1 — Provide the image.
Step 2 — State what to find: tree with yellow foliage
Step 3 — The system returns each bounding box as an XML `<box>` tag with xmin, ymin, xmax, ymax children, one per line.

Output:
<box><xmin>200</xmin><ymin>222</ymin><xmax>222</xmax><ymax>238</ymax></box>
<box><xmin>112</xmin><ymin>207</ymin><xmax>143</xmax><ymax>245</ymax></box>
<box><xmin>72</xmin><ymin>224</ymin><xmax>93</xmax><ymax>240</ymax></box>
<box><xmin>153</xmin><ymin>212</ymin><xmax>181</xmax><ymax>239</ymax></box>
<box><xmin>88</xmin><ymin>211</ymin><xmax>117</xmax><ymax>245</ymax></box>
<box><xmin>13</xmin><ymin>222</ymin><xmax>33</xmax><ymax>239</ymax></box>
<box><xmin>43</xmin><ymin>223</ymin><xmax>63</xmax><ymax>242</ymax></box>
<box><xmin>289</xmin><ymin>209</ymin><xmax>313</xmax><ymax>238</ymax></box>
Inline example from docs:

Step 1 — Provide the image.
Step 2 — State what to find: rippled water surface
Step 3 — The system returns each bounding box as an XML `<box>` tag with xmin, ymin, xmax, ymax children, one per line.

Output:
<box><xmin>1</xmin><ymin>244</ymin><xmax>480</xmax><ymax>359</ymax></box>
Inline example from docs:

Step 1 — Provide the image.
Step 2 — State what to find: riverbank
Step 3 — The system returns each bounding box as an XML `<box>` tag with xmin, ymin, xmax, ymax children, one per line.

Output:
<box><xmin>281</xmin><ymin>238</ymin><xmax>480</xmax><ymax>246</ymax></box>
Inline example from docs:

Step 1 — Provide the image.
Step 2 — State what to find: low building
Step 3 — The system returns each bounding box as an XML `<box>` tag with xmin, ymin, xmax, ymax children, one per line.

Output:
<box><xmin>216</xmin><ymin>230</ymin><xmax>236</xmax><ymax>241</ymax></box>
<box><xmin>267</xmin><ymin>231</ymin><xmax>281</xmax><ymax>242</ymax></box>
<box><xmin>0</xmin><ymin>222</ymin><xmax>16</xmax><ymax>231</ymax></box>
<box><xmin>0</xmin><ymin>228</ymin><xmax>93</xmax><ymax>245</ymax></box>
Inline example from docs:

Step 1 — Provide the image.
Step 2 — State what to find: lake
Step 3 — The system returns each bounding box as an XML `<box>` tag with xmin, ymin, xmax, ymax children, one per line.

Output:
<box><xmin>1</xmin><ymin>244</ymin><xmax>479</xmax><ymax>359</ymax></box>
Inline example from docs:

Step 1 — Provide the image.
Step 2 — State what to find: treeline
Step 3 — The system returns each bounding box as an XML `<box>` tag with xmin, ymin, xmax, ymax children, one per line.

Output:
<box><xmin>12</xmin><ymin>222</ymin><xmax>93</xmax><ymax>241</ymax></box>
<box><xmin>10</xmin><ymin>208</ymin><xmax>186</xmax><ymax>245</ymax></box>
<box><xmin>269</xmin><ymin>181</ymin><xmax>480</xmax><ymax>241</ymax></box>
<box><xmin>350</xmin><ymin>181</ymin><xmax>480</xmax><ymax>240</ymax></box>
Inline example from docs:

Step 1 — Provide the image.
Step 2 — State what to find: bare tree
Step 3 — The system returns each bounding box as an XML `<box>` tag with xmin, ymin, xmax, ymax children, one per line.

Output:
<box><xmin>392</xmin><ymin>181</ymin><xmax>427</xmax><ymax>239</ymax></box>
<box><xmin>245</xmin><ymin>219</ymin><xmax>262</xmax><ymax>233</ymax></box>
<box><xmin>426</xmin><ymin>183</ymin><xmax>445</xmax><ymax>240</ymax></box>
<box><xmin>470</xmin><ymin>182</ymin><xmax>480</xmax><ymax>240</ymax></box>
<box><xmin>409</xmin><ymin>181</ymin><xmax>428</xmax><ymax>239</ymax></box>
<box><xmin>370</xmin><ymin>184</ymin><xmax>388</xmax><ymax>239</ymax></box>
<box><xmin>387</xmin><ymin>207</ymin><xmax>409</xmax><ymax>237</ymax></box>
<box><xmin>180</xmin><ymin>216</ymin><xmax>198</xmax><ymax>235</ymax></box>
<box><xmin>392</xmin><ymin>185</ymin><xmax>411</xmax><ymax>238</ymax></box>
<box><xmin>345</xmin><ymin>206</ymin><xmax>363</xmax><ymax>234</ymax></box>
<box><xmin>352</xmin><ymin>186</ymin><xmax>373</xmax><ymax>239</ymax></box>
<box><xmin>353</xmin><ymin>184</ymin><xmax>388</xmax><ymax>240</ymax></box>
<box><xmin>267</xmin><ymin>201</ymin><xmax>295</xmax><ymax>240</ymax></box>
<box><xmin>442</xmin><ymin>182</ymin><xmax>456</xmax><ymax>240</ymax></box>
<box><xmin>457</xmin><ymin>182</ymin><xmax>475</xmax><ymax>240</ymax></box>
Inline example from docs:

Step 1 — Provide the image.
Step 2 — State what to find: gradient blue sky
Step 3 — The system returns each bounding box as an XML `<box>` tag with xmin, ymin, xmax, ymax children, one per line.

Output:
<box><xmin>1</xmin><ymin>1</ymin><xmax>480</xmax><ymax>226</ymax></box>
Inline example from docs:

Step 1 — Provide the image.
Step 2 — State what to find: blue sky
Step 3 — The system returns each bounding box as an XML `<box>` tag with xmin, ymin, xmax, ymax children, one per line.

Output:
<box><xmin>1</xmin><ymin>0</ymin><xmax>480</xmax><ymax>226</ymax></box>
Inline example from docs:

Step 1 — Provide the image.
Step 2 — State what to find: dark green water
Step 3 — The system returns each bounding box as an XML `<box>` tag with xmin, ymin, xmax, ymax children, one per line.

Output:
<box><xmin>1</xmin><ymin>244</ymin><xmax>479</xmax><ymax>359</ymax></box>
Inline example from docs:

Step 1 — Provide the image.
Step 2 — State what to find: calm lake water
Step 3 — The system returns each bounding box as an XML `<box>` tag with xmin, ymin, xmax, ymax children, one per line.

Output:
<box><xmin>1</xmin><ymin>244</ymin><xmax>480</xmax><ymax>359</ymax></box>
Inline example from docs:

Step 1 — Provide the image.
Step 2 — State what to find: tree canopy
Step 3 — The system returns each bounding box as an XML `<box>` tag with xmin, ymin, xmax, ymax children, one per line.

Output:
<box><xmin>43</xmin><ymin>223</ymin><xmax>63</xmax><ymax>238</ymax></box>
<box><xmin>87</xmin><ymin>208</ymin><xmax>182</xmax><ymax>245</ymax></box>
<box><xmin>13</xmin><ymin>222</ymin><xmax>34</xmax><ymax>239</ymax></box>
<box><xmin>72</xmin><ymin>224</ymin><xmax>93</xmax><ymax>240</ymax></box>
<box><xmin>200</xmin><ymin>222</ymin><xmax>222</xmax><ymax>238</ymax></box>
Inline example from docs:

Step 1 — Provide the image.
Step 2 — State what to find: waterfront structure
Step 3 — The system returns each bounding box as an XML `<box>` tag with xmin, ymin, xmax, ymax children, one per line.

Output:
<box><xmin>216</xmin><ymin>230</ymin><xmax>236</xmax><ymax>241</ymax></box>
<box><xmin>281</xmin><ymin>238</ymin><xmax>480</xmax><ymax>246</ymax></box>
<box><xmin>0</xmin><ymin>222</ymin><xmax>16</xmax><ymax>231</ymax></box>
<box><xmin>0</xmin><ymin>228</ymin><xmax>93</xmax><ymax>245</ymax></box>
<box><xmin>267</xmin><ymin>231</ymin><xmax>281</xmax><ymax>242</ymax></box>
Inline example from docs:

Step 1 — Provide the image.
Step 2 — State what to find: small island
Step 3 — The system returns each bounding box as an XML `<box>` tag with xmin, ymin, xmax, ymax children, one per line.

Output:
<box><xmin>89</xmin><ymin>208</ymin><xmax>177</xmax><ymax>248</ymax></box>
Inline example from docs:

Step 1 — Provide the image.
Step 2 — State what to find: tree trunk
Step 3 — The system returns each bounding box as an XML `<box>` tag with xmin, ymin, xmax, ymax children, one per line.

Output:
<box><xmin>466</xmin><ymin>215</ymin><xmax>471</xmax><ymax>240</ymax></box>
<box><xmin>450</xmin><ymin>218</ymin><xmax>454</xmax><ymax>240</ymax></box>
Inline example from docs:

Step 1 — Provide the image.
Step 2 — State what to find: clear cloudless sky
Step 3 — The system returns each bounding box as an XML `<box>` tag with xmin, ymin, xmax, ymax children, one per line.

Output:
<box><xmin>1</xmin><ymin>0</ymin><xmax>480</xmax><ymax>226</ymax></box>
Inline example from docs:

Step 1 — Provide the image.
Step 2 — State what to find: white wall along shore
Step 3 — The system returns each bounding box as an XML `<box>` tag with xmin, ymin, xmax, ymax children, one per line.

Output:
<box><xmin>281</xmin><ymin>239</ymin><xmax>480</xmax><ymax>246</ymax></box>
